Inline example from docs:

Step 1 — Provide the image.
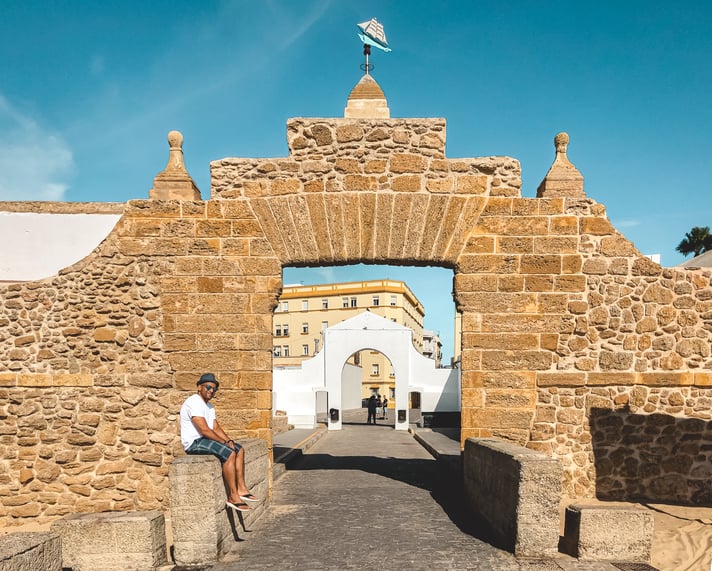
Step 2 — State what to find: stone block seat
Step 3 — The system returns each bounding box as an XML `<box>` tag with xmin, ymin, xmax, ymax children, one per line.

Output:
<box><xmin>50</xmin><ymin>510</ymin><xmax>168</xmax><ymax>571</ymax></box>
<box><xmin>463</xmin><ymin>437</ymin><xmax>562</xmax><ymax>558</ymax></box>
<box><xmin>169</xmin><ymin>437</ymin><xmax>269</xmax><ymax>566</ymax></box>
<box><xmin>562</xmin><ymin>502</ymin><xmax>654</xmax><ymax>562</ymax></box>
<box><xmin>0</xmin><ymin>532</ymin><xmax>61</xmax><ymax>571</ymax></box>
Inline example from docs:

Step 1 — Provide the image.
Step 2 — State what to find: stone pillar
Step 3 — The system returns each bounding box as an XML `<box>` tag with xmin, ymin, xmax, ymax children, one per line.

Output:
<box><xmin>344</xmin><ymin>74</ymin><xmax>390</xmax><ymax>118</ymax></box>
<box><xmin>169</xmin><ymin>455</ymin><xmax>233</xmax><ymax>565</ymax></box>
<box><xmin>536</xmin><ymin>132</ymin><xmax>585</xmax><ymax>198</ymax></box>
<box><xmin>463</xmin><ymin>437</ymin><xmax>562</xmax><ymax>558</ymax></box>
<box><xmin>148</xmin><ymin>130</ymin><xmax>201</xmax><ymax>200</ymax></box>
<box><xmin>169</xmin><ymin>439</ymin><xmax>269</xmax><ymax>565</ymax></box>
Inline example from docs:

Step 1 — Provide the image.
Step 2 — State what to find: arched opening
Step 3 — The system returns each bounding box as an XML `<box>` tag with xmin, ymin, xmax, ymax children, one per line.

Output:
<box><xmin>281</xmin><ymin>264</ymin><xmax>457</xmax><ymax>367</ymax></box>
<box><xmin>272</xmin><ymin>263</ymin><xmax>460</xmax><ymax>433</ymax></box>
<box><xmin>343</xmin><ymin>348</ymin><xmax>395</xmax><ymax>425</ymax></box>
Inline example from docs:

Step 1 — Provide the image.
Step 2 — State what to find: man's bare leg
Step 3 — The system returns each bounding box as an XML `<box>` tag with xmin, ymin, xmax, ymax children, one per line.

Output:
<box><xmin>233</xmin><ymin>447</ymin><xmax>251</xmax><ymax>497</ymax></box>
<box><xmin>222</xmin><ymin>454</ymin><xmax>244</xmax><ymax>506</ymax></box>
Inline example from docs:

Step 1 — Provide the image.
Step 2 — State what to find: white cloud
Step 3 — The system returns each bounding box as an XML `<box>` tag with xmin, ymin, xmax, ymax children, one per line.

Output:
<box><xmin>0</xmin><ymin>94</ymin><xmax>74</xmax><ymax>201</ymax></box>
<box><xmin>273</xmin><ymin>0</ymin><xmax>331</xmax><ymax>51</ymax></box>
<box><xmin>611</xmin><ymin>219</ymin><xmax>641</xmax><ymax>229</ymax></box>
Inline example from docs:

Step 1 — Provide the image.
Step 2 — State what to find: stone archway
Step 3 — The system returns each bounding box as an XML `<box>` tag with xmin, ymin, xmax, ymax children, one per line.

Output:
<box><xmin>205</xmin><ymin>115</ymin><xmax>521</xmax><ymax>443</ymax></box>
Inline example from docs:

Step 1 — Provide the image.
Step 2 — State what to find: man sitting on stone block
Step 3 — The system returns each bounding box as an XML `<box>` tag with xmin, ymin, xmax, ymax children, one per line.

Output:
<box><xmin>180</xmin><ymin>372</ymin><xmax>260</xmax><ymax>512</ymax></box>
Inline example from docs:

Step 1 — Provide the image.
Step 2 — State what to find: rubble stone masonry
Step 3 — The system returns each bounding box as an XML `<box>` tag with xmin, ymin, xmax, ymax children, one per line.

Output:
<box><xmin>1</xmin><ymin>115</ymin><xmax>711</xmax><ymax>526</ymax></box>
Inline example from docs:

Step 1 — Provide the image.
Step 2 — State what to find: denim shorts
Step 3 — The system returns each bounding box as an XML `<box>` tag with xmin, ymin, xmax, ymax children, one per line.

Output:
<box><xmin>186</xmin><ymin>437</ymin><xmax>242</xmax><ymax>464</ymax></box>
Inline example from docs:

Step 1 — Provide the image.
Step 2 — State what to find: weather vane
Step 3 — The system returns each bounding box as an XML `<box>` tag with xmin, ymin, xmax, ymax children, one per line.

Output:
<box><xmin>356</xmin><ymin>17</ymin><xmax>391</xmax><ymax>74</ymax></box>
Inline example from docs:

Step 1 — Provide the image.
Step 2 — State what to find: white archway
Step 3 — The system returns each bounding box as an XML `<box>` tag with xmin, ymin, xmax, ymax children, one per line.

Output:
<box><xmin>324</xmin><ymin>311</ymin><xmax>420</xmax><ymax>431</ymax></box>
<box><xmin>272</xmin><ymin>311</ymin><xmax>460</xmax><ymax>430</ymax></box>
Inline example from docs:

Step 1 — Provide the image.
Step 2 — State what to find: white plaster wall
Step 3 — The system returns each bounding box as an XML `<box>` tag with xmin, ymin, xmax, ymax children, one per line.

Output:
<box><xmin>0</xmin><ymin>212</ymin><xmax>121</xmax><ymax>281</ymax></box>
<box><xmin>410</xmin><ymin>351</ymin><xmax>460</xmax><ymax>412</ymax></box>
<box><xmin>273</xmin><ymin>350</ymin><xmax>325</xmax><ymax>429</ymax></box>
<box><xmin>341</xmin><ymin>363</ymin><xmax>363</xmax><ymax>410</ymax></box>
<box><xmin>274</xmin><ymin>359</ymin><xmax>367</xmax><ymax>428</ymax></box>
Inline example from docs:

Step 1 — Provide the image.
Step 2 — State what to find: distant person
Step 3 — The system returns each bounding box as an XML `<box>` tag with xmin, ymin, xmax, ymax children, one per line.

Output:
<box><xmin>382</xmin><ymin>396</ymin><xmax>388</xmax><ymax>419</ymax></box>
<box><xmin>367</xmin><ymin>395</ymin><xmax>378</xmax><ymax>424</ymax></box>
<box><xmin>180</xmin><ymin>373</ymin><xmax>261</xmax><ymax>512</ymax></box>
<box><xmin>376</xmin><ymin>395</ymin><xmax>382</xmax><ymax>414</ymax></box>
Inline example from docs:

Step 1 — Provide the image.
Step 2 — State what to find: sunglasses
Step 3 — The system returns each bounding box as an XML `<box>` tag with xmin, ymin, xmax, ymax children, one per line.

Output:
<box><xmin>203</xmin><ymin>384</ymin><xmax>218</xmax><ymax>393</ymax></box>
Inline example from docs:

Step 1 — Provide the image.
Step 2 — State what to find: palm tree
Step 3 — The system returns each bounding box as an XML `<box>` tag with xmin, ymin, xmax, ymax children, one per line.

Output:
<box><xmin>676</xmin><ymin>226</ymin><xmax>712</xmax><ymax>257</ymax></box>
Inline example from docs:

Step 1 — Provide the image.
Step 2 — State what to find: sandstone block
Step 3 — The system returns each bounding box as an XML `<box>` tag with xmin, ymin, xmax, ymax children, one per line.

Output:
<box><xmin>391</xmin><ymin>175</ymin><xmax>422</xmax><ymax>192</ymax></box>
<box><xmin>481</xmin><ymin>350</ymin><xmax>552</xmax><ymax>371</ymax></box>
<box><xmin>520</xmin><ymin>254</ymin><xmax>561</xmax><ymax>274</ymax></box>
<box><xmin>485</xmin><ymin>389</ymin><xmax>536</xmax><ymax>408</ymax></box>
<box><xmin>364</xmin><ymin>159</ymin><xmax>386</xmax><ymax>173</ymax></box>
<box><xmin>335</xmin><ymin>124</ymin><xmax>364</xmax><ymax>143</ymax></box>
<box><xmin>304</xmin><ymin>179</ymin><xmax>324</xmax><ymax>192</ymax></box>
<box><xmin>343</xmin><ymin>174</ymin><xmax>378</xmax><ymax>191</ymax></box>
<box><xmin>390</xmin><ymin>153</ymin><xmax>427</xmax><ymax>173</ymax></box>
<box><xmin>15</xmin><ymin>374</ymin><xmax>51</xmax><ymax>387</ymax></box>
<box><xmin>600</xmin><ymin>235</ymin><xmax>636</xmax><ymax>257</ymax></box>
<box><xmin>561</xmin><ymin>255</ymin><xmax>583</xmax><ymax>274</ymax></box>
<box><xmin>580</xmin><ymin>217</ymin><xmax>613</xmax><ymax>235</ymax></box>
<box><xmin>51</xmin><ymin>510</ymin><xmax>168</xmax><ymax>571</ymax></box>
<box><xmin>0</xmin><ymin>532</ymin><xmax>61</xmax><ymax>571</ymax></box>
<box><xmin>334</xmin><ymin>158</ymin><xmax>360</xmax><ymax>173</ymax></box>
<box><xmin>456</xmin><ymin>174</ymin><xmax>488</xmax><ymax>194</ymax></box>
<box><xmin>563</xmin><ymin>503</ymin><xmax>653</xmax><ymax>562</ymax></box>
<box><xmin>464</xmin><ymin>438</ymin><xmax>562</xmax><ymax>557</ymax></box>
<box><xmin>498</xmin><ymin>236</ymin><xmax>533</xmax><ymax>253</ymax></box>
<box><xmin>53</xmin><ymin>374</ymin><xmax>93</xmax><ymax>387</ymax></box>
<box><xmin>425</xmin><ymin>175</ymin><xmax>454</xmax><ymax>193</ymax></box>
<box><xmin>169</xmin><ymin>440</ymin><xmax>268</xmax><ymax>565</ymax></box>
<box><xmin>270</xmin><ymin>179</ymin><xmax>300</xmax><ymax>195</ymax></box>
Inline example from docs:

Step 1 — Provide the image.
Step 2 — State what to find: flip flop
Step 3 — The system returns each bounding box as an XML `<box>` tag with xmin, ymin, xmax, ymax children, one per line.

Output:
<box><xmin>239</xmin><ymin>494</ymin><xmax>260</xmax><ymax>503</ymax></box>
<box><xmin>226</xmin><ymin>500</ymin><xmax>251</xmax><ymax>512</ymax></box>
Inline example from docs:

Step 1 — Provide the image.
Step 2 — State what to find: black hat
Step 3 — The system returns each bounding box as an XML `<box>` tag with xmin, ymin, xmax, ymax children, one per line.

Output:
<box><xmin>197</xmin><ymin>372</ymin><xmax>219</xmax><ymax>388</ymax></box>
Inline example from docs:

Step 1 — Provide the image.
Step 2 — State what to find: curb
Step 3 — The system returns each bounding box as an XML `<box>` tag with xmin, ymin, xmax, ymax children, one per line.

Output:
<box><xmin>273</xmin><ymin>425</ymin><xmax>327</xmax><ymax>481</ymax></box>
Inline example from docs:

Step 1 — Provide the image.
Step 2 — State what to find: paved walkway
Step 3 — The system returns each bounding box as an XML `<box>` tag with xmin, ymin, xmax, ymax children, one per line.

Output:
<box><xmin>207</xmin><ymin>411</ymin><xmax>644</xmax><ymax>570</ymax></box>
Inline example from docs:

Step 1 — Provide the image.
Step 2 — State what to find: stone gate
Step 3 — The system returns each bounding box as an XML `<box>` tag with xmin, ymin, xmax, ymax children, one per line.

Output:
<box><xmin>1</xmin><ymin>75</ymin><xmax>711</xmax><ymax>526</ymax></box>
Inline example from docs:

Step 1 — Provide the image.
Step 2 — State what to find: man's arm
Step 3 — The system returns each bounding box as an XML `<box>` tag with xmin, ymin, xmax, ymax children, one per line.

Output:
<box><xmin>212</xmin><ymin>419</ymin><xmax>231</xmax><ymax>443</ymax></box>
<box><xmin>191</xmin><ymin>416</ymin><xmax>230</xmax><ymax>444</ymax></box>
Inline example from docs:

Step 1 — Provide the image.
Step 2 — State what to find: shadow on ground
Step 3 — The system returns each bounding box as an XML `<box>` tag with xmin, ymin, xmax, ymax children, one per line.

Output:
<box><xmin>282</xmin><ymin>437</ymin><xmax>501</xmax><ymax>549</ymax></box>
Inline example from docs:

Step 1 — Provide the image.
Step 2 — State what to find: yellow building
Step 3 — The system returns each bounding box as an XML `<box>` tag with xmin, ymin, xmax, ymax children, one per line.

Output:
<box><xmin>273</xmin><ymin>279</ymin><xmax>425</xmax><ymax>400</ymax></box>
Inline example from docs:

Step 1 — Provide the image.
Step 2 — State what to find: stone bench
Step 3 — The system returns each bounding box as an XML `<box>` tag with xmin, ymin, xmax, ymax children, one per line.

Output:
<box><xmin>463</xmin><ymin>437</ymin><xmax>562</xmax><ymax>558</ymax></box>
<box><xmin>0</xmin><ymin>532</ymin><xmax>61</xmax><ymax>571</ymax></box>
<box><xmin>562</xmin><ymin>503</ymin><xmax>654</xmax><ymax>562</ymax></box>
<box><xmin>50</xmin><ymin>510</ymin><xmax>168</xmax><ymax>571</ymax></box>
<box><xmin>169</xmin><ymin>437</ymin><xmax>269</xmax><ymax>566</ymax></box>
<box><xmin>273</xmin><ymin>414</ymin><xmax>289</xmax><ymax>434</ymax></box>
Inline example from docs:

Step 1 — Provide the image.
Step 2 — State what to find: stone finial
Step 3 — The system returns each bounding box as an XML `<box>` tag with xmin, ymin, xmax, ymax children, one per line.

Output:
<box><xmin>536</xmin><ymin>132</ymin><xmax>585</xmax><ymax>198</ymax></box>
<box><xmin>344</xmin><ymin>74</ymin><xmax>390</xmax><ymax>119</ymax></box>
<box><xmin>149</xmin><ymin>130</ymin><xmax>202</xmax><ymax>200</ymax></box>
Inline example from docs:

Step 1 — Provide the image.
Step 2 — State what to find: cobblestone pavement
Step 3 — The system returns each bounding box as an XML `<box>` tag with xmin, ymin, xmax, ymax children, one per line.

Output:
<box><xmin>208</xmin><ymin>415</ymin><xmax>627</xmax><ymax>571</ymax></box>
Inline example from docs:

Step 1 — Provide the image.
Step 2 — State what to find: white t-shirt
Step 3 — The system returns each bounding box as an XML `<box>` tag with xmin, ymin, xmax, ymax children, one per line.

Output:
<box><xmin>180</xmin><ymin>393</ymin><xmax>216</xmax><ymax>451</ymax></box>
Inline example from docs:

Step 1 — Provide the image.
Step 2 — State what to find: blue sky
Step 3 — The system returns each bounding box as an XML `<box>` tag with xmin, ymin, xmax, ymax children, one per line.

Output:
<box><xmin>2</xmin><ymin>1</ymin><xmax>711</xmax><ymax>362</ymax></box>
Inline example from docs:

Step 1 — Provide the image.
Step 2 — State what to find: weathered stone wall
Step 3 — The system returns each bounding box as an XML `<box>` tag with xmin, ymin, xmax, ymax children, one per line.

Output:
<box><xmin>212</xmin><ymin>118</ymin><xmax>521</xmax><ymax>203</ymax></box>
<box><xmin>535</xmin><ymin>385</ymin><xmax>712</xmax><ymax>503</ymax></box>
<box><xmin>452</xmin><ymin>191</ymin><xmax>712</xmax><ymax>502</ymax></box>
<box><xmin>0</xmin><ymin>201</ymin><xmax>125</xmax><ymax>214</ymax></box>
<box><xmin>0</xmin><ymin>202</ymin><xmax>278</xmax><ymax>526</ymax></box>
<box><xmin>2</xmin><ymin>115</ymin><xmax>712</xmax><ymax>527</ymax></box>
<box><xmin>0</xmin><ymin>230</ymin><xmax>181</xmax><ymax>523</ymax></box>
<box><xmin>525</xmin><ymin>208</ymin><xmax>712</xmax><ymax>502</ymax></box>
